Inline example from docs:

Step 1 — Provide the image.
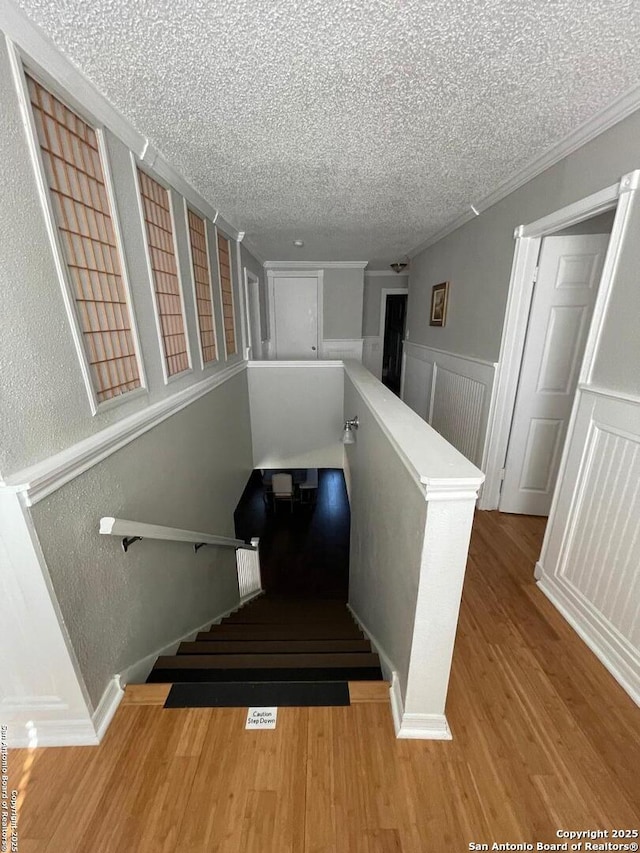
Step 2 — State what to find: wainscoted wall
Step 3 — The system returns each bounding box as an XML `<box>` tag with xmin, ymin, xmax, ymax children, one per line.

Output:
<box><xmin>362</xmin><ymin>336</ymin><xmax>383</xmax><ymax>379</ymax></box>
<box><xmin>320</xmin><ymin>338</ymin><xmax>363</xmax><ymax>361</ymax></box>
<box><xmin>537</xmin><ymin>387</ymin><xmax>640</xmax><ymax>704</ymax></box>
<box><xmin>401</xmin><ymin>343</ymin><xmax>497</xmax><ymax>468</ymax></box>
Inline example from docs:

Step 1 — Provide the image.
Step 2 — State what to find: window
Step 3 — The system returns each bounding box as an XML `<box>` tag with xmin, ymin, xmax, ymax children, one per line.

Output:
<box><xmin>186</xmin><ymin>209</ymin><xmax>217</xmax><ymax>364</ymax></box>
<box><xmin>26</xmin><ymin>75</ymin><xmax>142</xmax><ymax>404</ymax></box>
<box><xmin>216</xmin><ymin>231</ymin><xmax>237</xmax><ymax>357</ymax></box>
<box><xmin>137</xmin><ymin>169</ymin><xmax>190</xmax><ymax>378</ymax></box>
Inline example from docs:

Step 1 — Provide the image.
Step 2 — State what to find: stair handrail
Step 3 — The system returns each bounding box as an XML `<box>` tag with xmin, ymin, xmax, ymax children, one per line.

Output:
<box><xmin>99</xmin><ymin>516</ymin><xmax>257</xmax><ymax>554</ymax></box>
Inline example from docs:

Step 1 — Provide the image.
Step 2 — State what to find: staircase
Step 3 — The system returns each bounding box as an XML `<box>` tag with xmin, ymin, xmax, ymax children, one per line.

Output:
<box><xmin>145</xmin><ymin>595</ymin><xmax>385</xmax><ymax>707</ymax></box>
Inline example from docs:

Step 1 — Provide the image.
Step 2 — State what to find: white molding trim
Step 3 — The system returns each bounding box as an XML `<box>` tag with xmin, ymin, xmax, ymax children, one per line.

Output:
<box><xmin>8</xmin><ymin>718</ymin><xmax>99</xmax><ymax>749</ymax></box>
<box><xmin>0</xmin><ymin>17</ymin><xmax>245</xmax><ymax>243</ymax></box>
<box><xmin>365</xmin><ymin>270</ymin><xmax>409</xmax><ymax>278</ymax></box>
<box><xmin>389</xmin><ymin>674</ymin><xmax>452</xmax><ymax>740</ymax></box>
<box><xmin>247</xmin><ymin>360</ymin><xmax>343</xmax><ymax>369</ymax></box>
<box><xmin>408</xmin><ymin>80</ymin><xmax>640</xmax><ymax>257</ymax></box>
<box><xmin>403</xmin><ymin>341</ymin><xmax>496</xmax><ymax>369</ymax></box>
<box><xmin>537</xmin><ymin>572</ymin><xmax>639</xmax><ymax>706</ymax></box>
<box><xmin>92</xmin><ymin>676</ymin><xmax>124</xmax><ymax>742</ymax></box>
<box><xmin>579</xmin><ymin>384</ymin><xmax>640</xmax><ymax>406</ymax></box>
<box><xmin>320</xmin><ymin>338</ymin><xmax>364</xmax><ymax>361</ymax></box>
<box><xmin>263</xmin><ymin>261</ymin><xmax>368</xmax><ymax>270</ymax></box>
<box><xmin>480</xmin><ymin>173</ymin><xmax>639</xmax><ymax>510</ymax></box>
<box><xmin>347</xmin><ymin>604</ymin><xmax>397</xmax><ymax>683</ymax></box>
<box><xmin>118</xmin><ymin>590</ymin><xmax>264</xmax><ymax>685</ymax></box>
<box><xmin>0</xmin><ymin>361</ymin><xmax>247</xmax><ymax>505</ymax></box>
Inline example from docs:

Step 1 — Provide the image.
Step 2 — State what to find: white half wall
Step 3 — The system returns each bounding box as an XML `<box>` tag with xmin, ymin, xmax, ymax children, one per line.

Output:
<box><xmin>401</xmin><ymin>343</ymin><xmax>497</xmax><ymax>468</ymax></box>
<box><xmin>344</xmin><ymin>361</ymin><xmax>483</xmax><ymax>736</ymax></box>
<box><xmin>247</xmin><ymin>361</ymin><xmax>345</xmax><ymax>469</ymax></box>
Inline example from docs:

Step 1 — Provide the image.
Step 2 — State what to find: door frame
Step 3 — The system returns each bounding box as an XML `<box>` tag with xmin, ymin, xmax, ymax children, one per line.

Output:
<box><xmin>480</xmin><ymin>169</ymin><xmax>640</xmax><ymax>510</ymax></box>
<box><xmin>266</xmin><ymin>269</ymin><xmax>324</xmax><ymax>360</ymax></box>
<box><xmin>243</xmin><ymin>267</ymin><xmax>262</xmax><ymax>358</ymax></box>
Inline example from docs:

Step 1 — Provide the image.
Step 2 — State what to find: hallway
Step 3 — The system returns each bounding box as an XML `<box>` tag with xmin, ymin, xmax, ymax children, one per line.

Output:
<box><xmin>7</xmin><ymin>512</ymin><xmax>640</xmax><ymax>852</ymax></box>
<box><xmin>234</xmin><ymin>468</ymin><xmax>350</xmax><ymax>599</ymax></box>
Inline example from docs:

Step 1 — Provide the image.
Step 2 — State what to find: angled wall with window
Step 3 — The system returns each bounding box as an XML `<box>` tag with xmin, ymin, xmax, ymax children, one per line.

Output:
<box><xmin>0</xmin><ymin>32</ymin><xmax>259</xmax><ymax>744</ymax></box>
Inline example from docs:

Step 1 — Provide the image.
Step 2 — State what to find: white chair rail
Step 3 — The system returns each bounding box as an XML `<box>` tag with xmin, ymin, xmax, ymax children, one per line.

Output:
<box><xmin>99</xmin><ymin>516</ymin><xmax>257</xmax><ymax>554</ymax></box>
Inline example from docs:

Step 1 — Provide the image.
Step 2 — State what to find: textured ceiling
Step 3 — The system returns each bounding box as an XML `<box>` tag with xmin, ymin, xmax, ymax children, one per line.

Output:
<box><xmin>13</xmin><ymin>0</ymin><xmax>640</xmax><ymax>263</ymax></box>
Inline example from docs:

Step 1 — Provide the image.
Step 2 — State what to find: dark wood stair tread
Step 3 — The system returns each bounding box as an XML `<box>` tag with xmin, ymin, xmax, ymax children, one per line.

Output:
<box><xmin>178</xmin><ymin>639</ymin><xmax>372</xmax><ymax>654</ymax></box>
<box><xmin>201</xmin><ymin>623</ymin><xmax>364</xmax><ymax>640</ymax></box>
<box><xmin>149</xmin><ymin>667</ymin><xmax>382</xmax><ymax>683</ymax></box>
<box><xmin>154</xmin><ymin>652</ymin><xmax>380</xmax><ymax>670</ymax></box>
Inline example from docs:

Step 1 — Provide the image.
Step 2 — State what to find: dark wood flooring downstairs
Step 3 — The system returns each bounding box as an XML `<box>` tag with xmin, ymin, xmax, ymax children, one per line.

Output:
<box><xmin>234</xmin><ymin>468</ymin><xmax>350</xmax><ymax>600</ymax></box>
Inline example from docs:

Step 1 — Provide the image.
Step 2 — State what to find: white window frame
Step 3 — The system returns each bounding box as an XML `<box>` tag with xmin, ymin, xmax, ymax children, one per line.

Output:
<box><xmin>183</xmin><ymin>199</ymin><xmax>220</xmax><ymax>372</ymax></box>
<box><xmin>8</xmin><ymin>46</ymin><xmax>147</xmax><ymax>415</ymax></box>
<box><xmin>214</xmin><ymin>226</ymin><xmax>239</xmax><ymax>361</ymax></box>
<box><xmin>132</xmin><ymin>156</ymin><xmax>193</xmax><ymax>384</ymax></box>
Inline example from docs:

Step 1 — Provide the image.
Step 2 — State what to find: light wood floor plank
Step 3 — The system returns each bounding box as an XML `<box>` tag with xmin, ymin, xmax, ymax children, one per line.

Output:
<box><xmin>6</xmin><ymin>511</ymin><xmax>639</xmax><ymax>851</ymax></box>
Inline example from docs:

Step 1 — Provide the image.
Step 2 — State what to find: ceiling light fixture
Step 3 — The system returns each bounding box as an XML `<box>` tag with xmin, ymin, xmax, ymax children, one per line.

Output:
<box><xmin>293</xmin><ymin>239</ymin><xmax>304</xmax><ymax>247</ymax></box>
<box><xmin>390</xmin><ymin>261</ymin><xmax>408</xmax><ymax>274</ymax></box>
<box><xmin>342</xmin><ymin>415</ymin><xmax>359</xmax><ymax>445</ymax></box>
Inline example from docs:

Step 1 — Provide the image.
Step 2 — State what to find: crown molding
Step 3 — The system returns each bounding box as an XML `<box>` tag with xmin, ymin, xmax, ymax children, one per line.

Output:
<box><xmin>263</xmin><ymin>261</ymin><xmax>368</xmax><ymax>270</ymax></box>
<box><xmin>1</xmin><ymin>0</ymin><xmax>243</xmax><ymax>240</ymax></box>
<box><xmin>364</xmin><ymin>270</ymin><xmax>409</xmax><ymax>277</ymax></box>
<box><xmin>408</xmin><ymin>80</ymin><xmax>640</xmax><ymax>258</ymax></box>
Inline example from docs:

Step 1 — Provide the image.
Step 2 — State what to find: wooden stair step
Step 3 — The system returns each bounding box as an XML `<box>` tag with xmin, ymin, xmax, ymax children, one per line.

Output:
<box><xmin>178</xmin><ymin>638</ymin><xmax>372</xmax><ymax>655</ymax></box>
<box><xmin>223</xmin><ymin>611</ymin><xmax>355</xmax><ymax>625</ymax></box>
<box><xmin>201</xmin><ymin>622</ymin><xmax>364</xmax><ymax>640</ymax></box>
<box><xmin>121</xmin><ymin>684</ymin><xmax>171</xmax><ymax>705</ymax></box>
<box><xmin>153</xmin><ymin>652</ymin><xmax>380</xmax><ymax>670</ymax></box>
<box><xmin>148</xmin><ymin>666</ymin><xmax>382</xmax><ymax>683</ymax></box>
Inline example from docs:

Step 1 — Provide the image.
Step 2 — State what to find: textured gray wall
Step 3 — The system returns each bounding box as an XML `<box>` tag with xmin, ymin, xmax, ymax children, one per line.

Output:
<box><xmin>344</xmin><ymin>374</ymin><xmax>424</xmax><ymax>697</ymax></box>
<box><xmin>248</xmin><ymin>364</ymin><xmax>344</xmax><ymax>469</ymax></box>
<box><xmin>322</xmin><ymin>268</ymin><xmax>364</xmax><ymax>339</ymax></box>
<box><xmin>407</xmin><ymin>108</ymin><xmax>640</xmax><ymax>364</ymax></box>
<box><xmin>30</xmin><ymin>373</ymin><xmax>253</xmax><ymax>708</ymax></box>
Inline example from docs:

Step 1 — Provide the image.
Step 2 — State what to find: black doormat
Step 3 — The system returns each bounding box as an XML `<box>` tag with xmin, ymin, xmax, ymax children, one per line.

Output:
<box><xmin>164</xmin><ymin>680</ymin><xmax>350</xmax><ymax>708</ymax></box>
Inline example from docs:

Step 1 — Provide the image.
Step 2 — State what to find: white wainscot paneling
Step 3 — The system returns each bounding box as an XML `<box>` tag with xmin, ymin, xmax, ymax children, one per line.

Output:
<box><xmin>320</xmin><ymin>339</ymin><xmax>363</xmax><ymax>361</ymax></box>
<box><xmin>362</xmin><ymin>336</ymin><xmax>383</xmax><ymax>379</ymax></box>
<box><xmin>537</xmin><ymin>388</ymin><xmax>640</xmax><ymax>705</ymax></box>
<box><xmin>402</xmin><ymin>344</ymin><xmax>496</xmax><ymax>467</ymax></box>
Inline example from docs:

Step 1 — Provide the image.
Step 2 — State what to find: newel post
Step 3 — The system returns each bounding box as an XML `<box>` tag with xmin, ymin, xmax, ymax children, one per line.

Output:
<box><xmin>394</xmin><ymin>480</ymin><xmax>482</xmax><ymax>739</ymax></box>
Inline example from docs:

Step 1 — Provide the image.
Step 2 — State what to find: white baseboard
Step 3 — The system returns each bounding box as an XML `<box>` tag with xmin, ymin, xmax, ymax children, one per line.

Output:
<box><xmin>92</xmin><ymin>676</ymin><xmax>124</xmax><ymax>742</ymax></box>
<box><xmin>7</xmin><ymin>718</ymin><xmax>98</xmax><ymax>749</ymax></box>
<box><xmin>389</xmin><ymin>673</ymin><xmax>452</xmax><ymax>740</ymax></box>
<box><xmin>118</xmin><ymin>591</ymin><xmax>264</xmax><ymax>685</ymax></box>
<box><xmin>346</xmin><ymin>604</ymin><xmax>396</xmax><ymax>683</ymax></box>
<box><xmin>537</xmin><ymin>571</ymin><xmax>640</xmax><ymax>707</ymax></box>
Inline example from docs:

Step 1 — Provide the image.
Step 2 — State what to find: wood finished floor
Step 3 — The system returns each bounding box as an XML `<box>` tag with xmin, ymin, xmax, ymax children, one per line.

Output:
<box><xmin>8</xmin><ymin>511</ymin><xmax>640</xmax><ymax>852</ymax></box>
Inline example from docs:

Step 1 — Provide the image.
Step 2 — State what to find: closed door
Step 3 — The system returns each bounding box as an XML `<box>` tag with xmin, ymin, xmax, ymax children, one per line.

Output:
<box><xmin>500</xmin><ymin>233</ymin><xmax>609</xmax><ymax>516</ymax></box>
<box><xmin>273</xmin><ymin>276</ymin><xmax>318</xmax><ymax>359</ymax></box>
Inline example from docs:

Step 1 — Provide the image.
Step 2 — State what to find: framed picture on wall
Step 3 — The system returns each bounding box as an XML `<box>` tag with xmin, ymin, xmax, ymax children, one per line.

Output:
<box><xmin>430</xmin><ymin>281</ymin><xmax>449</xmax><ymax>326</ymax></box>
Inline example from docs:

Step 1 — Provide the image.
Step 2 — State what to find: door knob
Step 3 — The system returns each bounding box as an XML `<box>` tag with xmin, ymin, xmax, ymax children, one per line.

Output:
<box><xmin>311</xmin><ymin>346</ymin><xmax>316</xmax><ymax>351</ymax></box>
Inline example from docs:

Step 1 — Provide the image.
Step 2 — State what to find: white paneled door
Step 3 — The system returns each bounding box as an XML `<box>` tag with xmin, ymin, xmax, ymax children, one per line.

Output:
<box><xmin>273</xmin><ymin>275</ymin><xmax>318</xmax><ymax>359</ymax></box>
<box><xmin>500</xmin><ymin>234</ymin><xmax>610</xmax><ymax>516</ymax></box>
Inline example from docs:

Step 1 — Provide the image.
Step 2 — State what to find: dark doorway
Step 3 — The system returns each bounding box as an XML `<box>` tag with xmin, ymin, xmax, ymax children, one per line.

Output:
<box><xmin>234</xmin><ymin>468</ymin><xmax>350</xmax><ymax>599</ymax></box>
<box><xmin>381</xmin><ymin>294</ymin><xmax>407</xmax><ymax>396</ymax></box>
